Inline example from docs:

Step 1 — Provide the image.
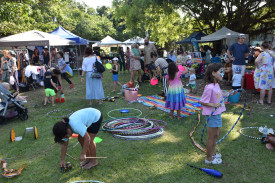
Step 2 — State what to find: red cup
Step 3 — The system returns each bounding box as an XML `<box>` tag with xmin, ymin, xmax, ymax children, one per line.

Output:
<box><xmin>56</xmin><ymin>98</ymin><xmax>60</xmax><ymax>103</ymax></box>
<box><xmin>61</xmin><ymin>98</ymin><xmax>65</xmax><ymax>103</ymax></box>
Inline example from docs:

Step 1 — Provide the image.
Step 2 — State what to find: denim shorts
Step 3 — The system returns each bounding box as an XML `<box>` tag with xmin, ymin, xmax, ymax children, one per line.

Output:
<box><xmin>205</xmin><ymin>113</ymin><xmax>222</xmax><ymax>128</ymax></box>
<box><xmin>113</xmin><ymin>74</ymin><xmax>118</xmax><ymax>81</ymax></box>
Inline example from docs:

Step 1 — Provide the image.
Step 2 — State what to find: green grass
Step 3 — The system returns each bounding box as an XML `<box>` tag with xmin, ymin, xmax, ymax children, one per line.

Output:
<box><xmin>0</xmin><ymin>70</ymin><xmax>274</xmax><ymax>183</ymax></box>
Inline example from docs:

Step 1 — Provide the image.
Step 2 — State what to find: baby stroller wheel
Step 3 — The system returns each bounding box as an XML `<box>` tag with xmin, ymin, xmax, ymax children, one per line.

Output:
<box><xmin>18</xmin><ymin>109</ymin><xmax>28</xmax><ymax>121</ymax></box>
<box><xmin>0</xmin><ymin>116</ymin><xmax>7</xmax><ymax>125</ymax></box>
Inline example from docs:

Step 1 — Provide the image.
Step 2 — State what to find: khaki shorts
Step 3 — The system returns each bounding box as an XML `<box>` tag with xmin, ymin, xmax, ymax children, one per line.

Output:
<box><xmin>45</xmin><ymin>88</ymin><xmax>56</xmax><ymax>97</ymax></box>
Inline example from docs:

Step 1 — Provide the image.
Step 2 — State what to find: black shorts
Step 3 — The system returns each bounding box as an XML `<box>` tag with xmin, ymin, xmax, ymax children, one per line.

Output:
<box><xmin>87</xmin><ymin>114</ymin><xmax>103</xmax><ymax>134</ymax></box>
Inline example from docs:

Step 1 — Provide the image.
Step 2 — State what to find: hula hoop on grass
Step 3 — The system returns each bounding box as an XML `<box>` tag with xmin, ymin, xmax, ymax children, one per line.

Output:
<box><xmin>239</xmin><ymin>127</ymin><xmax>262</xmax><ymax>140</ymax></box>
<box><xmin>46</xmin><ymin>109</ymin><xmax>74</xmax><ymax>118</ymax></box>
<box><xmin>107</xmin><ymin>108</ymin><xmax>142</xmax><ymax>119</ymax></box>
<box><xmin>200</xmin><ymin>89</ymin><xmax>247</xmax><ymax>146</ymax></box>
<box><xmin>101</xmin><ymin>117</ymin><xmax>140</xmax><ymax>131</ymax></box>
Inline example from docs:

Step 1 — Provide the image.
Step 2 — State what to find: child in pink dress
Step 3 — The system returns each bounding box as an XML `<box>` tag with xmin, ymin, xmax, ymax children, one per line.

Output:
<box><xmin>200</xmin><ymin>63</ymin><xmax>226</xmax><ymax>165</ymax></box>
<box><xmin>165</xmin><ymin>62</ymin><xmax>188</xmax><ymax>120</ymax></box>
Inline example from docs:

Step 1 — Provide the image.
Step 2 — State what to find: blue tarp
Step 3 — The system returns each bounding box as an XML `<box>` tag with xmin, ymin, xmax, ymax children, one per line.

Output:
<box><xmin>51</xmin><ymin>26</ymin><xmax>89</xmax><ymax>45</ymax></box>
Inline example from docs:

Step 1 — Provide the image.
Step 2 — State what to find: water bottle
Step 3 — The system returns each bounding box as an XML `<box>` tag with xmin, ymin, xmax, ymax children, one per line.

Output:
<box><xmin>262</xmin><ymin>125</ymin><xmax>268</xmax><ymax>138</ymax></box>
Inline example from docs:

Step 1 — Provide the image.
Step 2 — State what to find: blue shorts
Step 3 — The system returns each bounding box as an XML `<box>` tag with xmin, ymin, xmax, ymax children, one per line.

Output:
<box><xmin>113</xmin><ymin>74</ymin><xmax>118</xmax><ymax>81</ymax></box>
<box><xmin>205</xmin><ymin>113</ymin><xmax>222</xmax><ymax>128</ymax></box>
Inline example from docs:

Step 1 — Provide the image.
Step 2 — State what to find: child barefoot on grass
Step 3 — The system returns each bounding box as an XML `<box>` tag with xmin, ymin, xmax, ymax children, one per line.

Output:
<box><xmin>44</xmin><ymin>71</ymin><xmax>58</xmax><ymax>106</ymax></box>
<box><xmin>111</xmin><ymin>57</ymin><xmax>122</xmax><ymax>92</ymax></box>
<box><xmin>165</xmin><ymin>62</ymin><xmax>188</xmax><ymax>120</ymax></box>
<box><xmin>200</xmin><ymin>63</ymin><xmax>226</xmax><ymax>164</ymax></box>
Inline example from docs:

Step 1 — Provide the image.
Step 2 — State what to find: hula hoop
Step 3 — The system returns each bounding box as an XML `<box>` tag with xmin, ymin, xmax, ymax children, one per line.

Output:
<box><xmin>46</xmin><ymin>109</ymin><xmax>74</xmax><ymax>118</ymax></box>
<box><xmin>71</xmin><ymin>181</ymin><xmax>104</xmax><ymax>183</ymax></box>
<box><xmin>239</xmin><ymin>127</ymin><xmax>262</xmax><ymax>140</ymax></box>
<box><xmin>101</xmin><ymin>117</ymin><xmax>140</xmax><ymax>131</ymax></box>
<box><xmin>107</xmin><ymin>108</ymin><xmax>142</xmax><ymax>119</ymax></box>
<box><xmin>103</xmin><ymin>118</ymin><xmax>167</xmax><ymax>140</ymax></box>
<box><xmin>200</xmin><ymin>89</ymin><xmax>247</xmax><ymax>146</ymax></box>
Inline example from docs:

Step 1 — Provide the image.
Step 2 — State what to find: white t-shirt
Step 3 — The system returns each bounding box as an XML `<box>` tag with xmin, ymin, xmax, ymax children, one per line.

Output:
<box><xmin>189</xmin><ymin>74</ymin><xmax>196</xmax><ymax>85</ymax></box>
<box><xmin>232</xmin><ymin>74</ymin><xmax>242</xmax><ymax>87</ymax></box>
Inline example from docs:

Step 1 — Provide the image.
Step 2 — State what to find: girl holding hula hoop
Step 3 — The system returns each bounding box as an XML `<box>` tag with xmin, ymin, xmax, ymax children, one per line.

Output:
<box><xmin>200</xmin><ymin>63</ymin><xmax>226</xmax><ymax>165</ymax></box>
<box><xmin>52</xmin><ymin>108</ymin><xmax>103</xmax><ymax>169</ymax></box>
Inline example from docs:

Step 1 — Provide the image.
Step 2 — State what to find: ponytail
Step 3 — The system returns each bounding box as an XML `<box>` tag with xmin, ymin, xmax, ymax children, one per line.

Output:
<box><xmin>52</xmin><ymin>118</ymin><xmax>70</xmax><ymax>144</ymax></box>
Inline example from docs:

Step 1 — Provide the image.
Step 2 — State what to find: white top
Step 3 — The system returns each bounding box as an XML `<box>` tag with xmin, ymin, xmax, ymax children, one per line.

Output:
<box><xmin>232</xmin><ymin>74</ymin><xmax>242</xmax><ymax>87</ymax></box>
<box><xmin>82</xmin><ymin>56</ymin><xmax>102</xmax><ymax>72</ymax></box>
<box><xmin>189</xmin><ymin>74</ymin><xmax>196</xmax><ymax>85</ymax></box>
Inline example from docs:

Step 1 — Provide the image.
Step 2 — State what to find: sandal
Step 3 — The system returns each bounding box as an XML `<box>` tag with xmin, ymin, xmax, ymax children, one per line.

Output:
<box><xmin>205</xmin><ymin>158</ymin><xmax>222</xmax><ymax>164</ymax></box>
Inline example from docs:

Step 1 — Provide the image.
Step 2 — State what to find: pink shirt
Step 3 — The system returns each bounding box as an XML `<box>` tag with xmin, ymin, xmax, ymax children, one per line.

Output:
<box><xmin>200</xmin><ymin>83</ymin><xmax>226</xmax><ymax>115</ymax></box>
<box><xmin>165</xmin><ymin>70</ymin><xmax>183</xmax><ymax>85</ymax></box>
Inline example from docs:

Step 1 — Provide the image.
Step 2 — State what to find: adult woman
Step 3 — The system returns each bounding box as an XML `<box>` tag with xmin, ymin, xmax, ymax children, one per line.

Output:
<box><xmin>51</xmin><ymin>48</ymin><xmax>58</xmax><ymax>67</ymax></box>
<box><xmin>81</xmin><ymin>47</ymin><xmax>104</xmax><ymax>105</ymax></box>
<box><xmin>32</xmin><ymin>48</ymin><xmax>40</xmax><ymax>65</ymax></box>
<box><xmin>254</xmin><ymin>41</ymin><xmax>274</xmax><ymax>105</ymax></box>
<box><xmin>130</xmin><ymin>43</ymin><xmax>142</xmax><ymax>84</ymax></box>
<box><xmin>125</xmin><ymin>47</ymin><xmax>131</xmax><ymax>72</ymax></box>
<box><xmin>7</xmin><ymin>51</ymin><xmax>19</xmax><ymax>92</ymax></box>
<box><xmin>43</xmin><ymin>47</ymin><xmax>50</xmax><ymax>66</ymax></box>
<box><xmin>118</xmin><ymin>47</ymin><xmax>125</xmax><ymax>73</ymax></box>
<box><xmin>57</xmin><ymin>51</ymin><xmax>74</xmax><ymax>89</ymax></box>
<box><xmin>200</xmin><ymin>46</ymin><xmax>206</xmax><ymax>63</ymax></box>
<box><xmin>52</xmin><ymin>108</ymin><xmax>103</xmax><ymax>169</ymax></box>
<box><xmin>1</xmin><ymin>50</ymin><xmax>10</xmax><ymax>83</ymax></box>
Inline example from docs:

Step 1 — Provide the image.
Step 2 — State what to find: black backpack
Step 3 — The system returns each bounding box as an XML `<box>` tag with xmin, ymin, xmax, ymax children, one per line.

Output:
<box><xmin>94</xmin><ymin>57</ymin><xmax>105</xmax><ymax>73</ymax></box>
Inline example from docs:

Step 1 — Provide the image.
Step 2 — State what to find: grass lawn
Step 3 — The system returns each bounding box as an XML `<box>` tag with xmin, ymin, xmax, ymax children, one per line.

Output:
<box><xmin>0</xmin><ymin>69</ymin><xmax>274</xmax><ymax>183</ymax></box>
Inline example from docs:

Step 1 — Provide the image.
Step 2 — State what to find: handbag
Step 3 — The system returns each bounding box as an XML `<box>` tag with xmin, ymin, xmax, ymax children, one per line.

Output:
<box><xmin>91</xmin><ymin>71</ymin><xmax>102</xmax><ymax>79</ymax></box>
<box><xmin>94</xmin><ymin>57</ymin><xmax>105</xmax><ymax>73</ymax></box>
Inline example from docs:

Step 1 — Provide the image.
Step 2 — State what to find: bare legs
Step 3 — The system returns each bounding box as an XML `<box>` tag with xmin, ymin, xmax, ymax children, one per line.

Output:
<box><xmin>206</xmin><ymin>127</ymin><xmax>219</xmax><ymax>161</ymax></box>
<box><xmin>44</xmin><ymin>96</ymin><xmax>55</xmax><ymax>106</ymax></box>
<box><xmin>259</xmin><ymin>87</ymin><xmax>273</xmax><ymax>104</ymax></box>
<box><xmin>170</xmin><ymin>109</ymin><xmax>181</xmax><ymax>120</ymax></box>
<box><xmin>78</xmin><ymin>133</ymin><xmax>98</xmax><ymax>169</ymax></box>
<box><xmin>113</xmin><ymin>81</ymin><xmax>122</xmax><ymax>92</ymax></box>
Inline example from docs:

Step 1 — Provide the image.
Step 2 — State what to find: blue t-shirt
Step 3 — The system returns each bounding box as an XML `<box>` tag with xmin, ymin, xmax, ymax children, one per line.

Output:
<box><xmin>69</xmin><ymin>108</ymin><xmax>101</xmax><ymax>137</ymax></box>
<box><xmin>229</xmin><ymin>43</ymin><xmax>249</xmax><ymax>65</ymax></box>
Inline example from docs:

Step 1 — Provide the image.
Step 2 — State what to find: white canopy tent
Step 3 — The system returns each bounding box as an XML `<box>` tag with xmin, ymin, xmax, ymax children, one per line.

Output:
<box><xmin>92</xmin><ymin>36</ymin><xmax>123</xmax><ymax>47</ymax></box>
<box><xmin>123</xmin><ymin>36</ymin><xmax>155</xmax><ymax>45</ymax></box>
<box><xmin>198</xmin><ymin>27</ymin><xmax>249</xmax><ymax>46</ymax></box>
<box><xmin>0</xmin><ymin>30</ymin><xmax>75</xmax><ymax>47</ymax></box>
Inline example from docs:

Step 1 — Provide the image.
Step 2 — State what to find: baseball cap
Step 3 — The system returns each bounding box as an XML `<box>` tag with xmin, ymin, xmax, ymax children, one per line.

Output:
<box><xmin>112</xmin><ymin>57</ymin><xmax>119</xmax><ymax>61</ymax></box>
<box><xmin>235</xmin><ymin>66</ymin><xmax>242</xmax><ymax>74</ymax></box>
<box><xmin>238</xmin><ymin>34</ymin><xmax>246</xmax><ymax>39</ymax></box>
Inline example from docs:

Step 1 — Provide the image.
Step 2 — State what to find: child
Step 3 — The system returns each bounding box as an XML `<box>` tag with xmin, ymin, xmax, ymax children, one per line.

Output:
<box><xmin>111</xmin><ymin>57</ymin><xmax>122</xmax><ymax>92</ymax></box>
<box><xmin>121</xmin><ymin>81</ymin><xmax>134</xmax><ymax>95</ymax></box>
<box><xmin>189</xmin><ymin>68</ymin><xmax>196</xmax><ymax>93</ymax></box>
<box><xmin>165</xmin><ymin>62</ymin><xmax>188</xmax><ymax>120</ymax></box>
<box><xmin>232</xmin><ymin>66</ymin><xmax>242</xmax><ymax>90</ymax></box>
<box><xmin>200</xmin><ymin>63</ymin><xmax>226</xmax><ymax>164</ymax></box>
<box><xmin>44</xmin><ymin>71</ymin><xmax>58</xmax><ymax>106</ymax></box>
<box><xmin>57</xmin><ymin>51</ymin><xmax>74</xmax><ymax>89</ymax></box>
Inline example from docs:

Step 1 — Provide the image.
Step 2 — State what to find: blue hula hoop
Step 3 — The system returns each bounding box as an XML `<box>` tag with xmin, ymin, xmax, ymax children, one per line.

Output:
<box><xmin>200</xmin><ymin>89</ymin><xmax>247</xmax><ymax>146</ymax></box>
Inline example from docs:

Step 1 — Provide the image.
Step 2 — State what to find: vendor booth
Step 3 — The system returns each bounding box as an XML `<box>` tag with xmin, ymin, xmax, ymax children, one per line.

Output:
<box><xmin>0</xmin><ymin>30</ymin><xmax>75</xmax><ymax>91</ymax></box>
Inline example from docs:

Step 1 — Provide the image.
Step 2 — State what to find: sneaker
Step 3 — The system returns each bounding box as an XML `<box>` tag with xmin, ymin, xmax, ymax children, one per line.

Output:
<box><xmin>213</xmin><ymin>153</ymin><xmax>222</xmax><ymax>159</ymax></box>
<box><xmin>205</xmin><ymin>158</ymin><xmax>222</xmax><ymax>164</ymax></box>
<box><xmin>70</xmin><ymin>83</ymin><xmax>74</xmax><ymax>89</ymax></box>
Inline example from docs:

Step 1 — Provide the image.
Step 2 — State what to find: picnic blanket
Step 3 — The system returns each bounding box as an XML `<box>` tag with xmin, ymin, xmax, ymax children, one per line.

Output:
<box><xmin>138</xmin><ymin>94</ymin><xmax>202</xmax><ymax>118</ymax></box>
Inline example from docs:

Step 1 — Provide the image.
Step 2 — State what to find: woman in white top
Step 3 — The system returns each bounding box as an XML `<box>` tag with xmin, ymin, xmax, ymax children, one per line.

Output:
<box><xmin>81</xmin><ymin>47</ymin><xmax>105</xmax><ymax>105</ymax></box>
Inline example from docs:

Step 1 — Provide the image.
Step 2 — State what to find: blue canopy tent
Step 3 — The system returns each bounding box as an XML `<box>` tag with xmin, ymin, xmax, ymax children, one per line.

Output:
<box><xmin>176</xmin><ymin>32</ymin><xmax>206</xmax><ymax>44</ymax></box>
<box><xmin>51</xmin><ymin>26</ymin><xmax>89</xmax><ymax>45</ymax></box>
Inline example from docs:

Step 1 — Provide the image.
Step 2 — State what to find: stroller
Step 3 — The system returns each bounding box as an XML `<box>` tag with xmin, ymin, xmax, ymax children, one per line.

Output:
<box><xmin>0</xmin><ymin>83</ymin><xmax>28</xmax><ymax>124</ymax></box>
